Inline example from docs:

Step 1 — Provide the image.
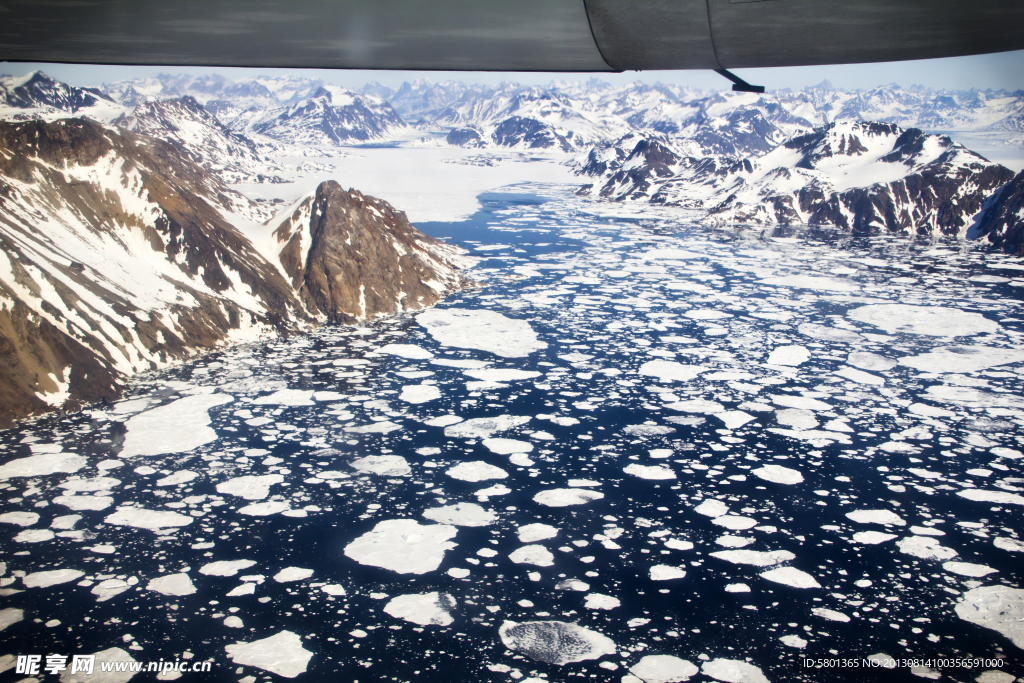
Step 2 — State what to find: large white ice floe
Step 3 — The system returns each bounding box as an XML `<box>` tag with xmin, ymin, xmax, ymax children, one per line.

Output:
<box><xmin>384</xmin><ymin>592</ymin><xmax>456</xmax><ymax>626</ymax></box>
<box><xmin>446</xmin><ymin>461</ymin><xmax>508</xmax><ymax>482</ymax></box>
<box><xmin>701</xmin><ymin>658</ymin><xmax>770</xmax><ymax>683</ymax></box>
<box><xmin>846</xmin><ymin>304</ymin><xmax>999</xmax><ymax>337</ymax></box>
<box><xmin>22</xmin><ymin>568</ymin><xmax>84</xmax><ymax>588</ymax></box>
<box><xmin>751</xmin><ymin>465</ymin><xmax>803</xmax><ymax>485</ymax></box>
<box><xmin>710</xmin><ymin>550</ymin><xmax>795</xmax><ymax>567</ymax></box>
<box><xmin>957</xmin><ymin>489</ymin><xmax>1024</xmax><ymax>506</ymax></box>
<box><xmin>759</xmin><ymin>566</ymin><xmax>821</xmax><ymax>589</ymax></box>
<box><xmin>238</xmin><ymin>501</ymin><xmax>292</xmax><ymax>516</ymax></box>
<box><xmin>896</xmin><ymin>536</ymin><xmax>957</xmax><ymax>560</ymax></box>
<box><xmin>533</xmin><ymin>488</ymin><xmax>604</xmax><ymax>507</ymax></box>
<box><xmin>444</xmin><ymin>415</ymin><xmax>531</xmax><ymax>438</ymax></box>
<box><xmin>0</xmin><ymin>452</ymin><xmax>86</xmax><ymax>480</ymax></box>
<box><xmin>517</xmin><ymin>523</ymin><xmax>559</xmax><ymax>543</ymax></box>
<box><xmin>650</xmin><ymin>565</ymin><xmax>687</xmax><ymax>581</ymax></box>
<box><xmin>499</xmin><ymin>620</ymin><xmax>616</xmax><ymax>665</ymax></box>
<box><xmin>509</xmin><ymin>545</ymin><xmax>555</xmax><ymax>567</ymax></box>
<box><xmin>146</xmin><ymin>573</ymin><xmax>196</xmax><ymax>596</ymax></box>
<box><xmin>624</xmin><ymin>463</ymin><xmax>676</xmax><ymax>480</ymax></box>
<box><xmin>845</xmin><ymin>509</ymin><xmax>906</xmax><ymax>526</ymax></box>
<box><xmin>379</xmin><ymin>343</ymin><xmax>434</xmax><ymax>359</ymax></box>
<box><xmin>630</xmin><ymin>654</ymin><xmax>699</xmax><ymax>683</ymax></box>
<box><xmin>350</xmin><ymin>455</ymin><xmax>412</xmax><ymax>476</ymax></box>
<box><xmin>482</xmin><ymin>438</ymin><xmax>534</xmax><ymax>455</ymax></box>
<box><xmin>120</xmin><ymin>394</ymin><xmax>233</xmax><ymax>457</ymax></box>
<box><xmin>274</xmin><ymin>567</ymin><xmax>314</xmax><ymax>583</ymax></box>
<box><xmin>766</xmin><ymin>345</ymin><xmax>810</xmax><ymax>367</ymax></box>
<box><xmin>954</xmin><ymin>586</ymin><xmax>1024</xmax><ymax>648</ymax></box>
<box><xmin>400</xmin><ymin>384</ymin><xmax>441</xmax><ymax>404</ymax></box>
<box><xmin>104</xmin><ymin>506</ymin><xmax>193</xmax><ymax>531</ymax></box>
<box><xmin>199</xmin><ymin>560</ymin><xmax>257</xmax><ymax>577</ymax></box>
<box><xmin>344</xmin><ymin>519</ymin><xmax>457</xmax><ymax>574</ymax></box>
<box><xmin>639</xmin><ymin>360</ymin><xmax>707</xmax><ymax>382</ymax></box>
<box><xmin>422</xmin><ymin>502</ymin><xmax>497</xmax><ymax>527</ymax></box>
<box><xmin>61</xmin><ymin>647</ymin><xmax>137</xmax><ymax>683</ymax></box>
<box><xmin>0</xmin><ymin>607</ymin><xmax>23</xmax><ymax>632</ymax></box>
<box><xmin>216</xmin><ymin>474</ymin><xmax>284</xmax><ymax>500</ymax></box>
<box><xmin>899</xmin><ymin>346</ymin><xmax>1024</xmax><ymax>373</ymax></box>
<box><xmin>252</xmin><ymin>389</ymin><xmax>314</xmax><ymax>406</ymax></box>
<box><xmin>224</xmin><ymin>630</ymin><xmax>314</xmax><ymax>678</ymax></box>
<box><xmin>418</xmin><ymin>308</ymin><xmax>546</xmax><ymax>357</ymax></box>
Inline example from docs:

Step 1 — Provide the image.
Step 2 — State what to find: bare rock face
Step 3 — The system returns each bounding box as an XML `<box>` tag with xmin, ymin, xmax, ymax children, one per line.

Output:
<box><xmin>973</xmin><ymin>169</ymin><xmax>1024</xmax><ymax>255</ymax></box>
<box><xmin>270</xmin><ymin>181</ymin><xmax>469</xmax><ymax>325</ymax></box>
<box><xmin>0</xmin><ymin>118</ymin><xmax>306</xmax><ymax>425</ymax></box>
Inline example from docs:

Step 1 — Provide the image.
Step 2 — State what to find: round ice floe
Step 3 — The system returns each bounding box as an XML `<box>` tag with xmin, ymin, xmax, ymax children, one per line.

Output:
<box><xmin>896</xmin><ymin>536</ymin><xmax>957</xmax><ymax>560</ymax></box>
<box><xmin>0</xmin><ymin>607</ymin><xmax>23</xmax><ymax>632</ymax></box>
<box><xmin>533</xmin><ymin>489</ymin><xmax>604</xmax><ymax>508</ymax></box>
<box><xmin>650</xmin><ymin>565</ymin><xmax>687</xmax><ymax>581</ymax></box>
<box><xmin>400</xmin><ymin>384</ymin><xmax>441</xmax><ymax>404</ymax></box>
<box><xmin>448</xmin><ymin>568</ymin><xmax>470</xmax><ymax>579</ymax></box>
<box><xmin>845</xmin><ymin>509</ymin><xmax>906</xmax><ymax>526</ymax></box>
<box><xmin>955</xmin><ymin>586</ymin><xmax>1024</xmax><ymax>648</ymax></box>
<box><xmin>779</xmin><ymin>635</ymin><xmax>807</xmax><ymax>649</ymax></box>
<box><xmin>847</xmin><ymin>304</ymin><xmax>999</xmax><ymax>337</ymax></box>
<box><xmin>942</xmin><ymin>561</ymin><xmax>997</xmax><ymax>577</ymax></box>
<box><xmin>445</xmin><ymin>415</ymin><xmax>531</xmax><ymax>438</ymax></box>
<box><xmin>384</xmin><ymin>592</ymin><xmax>456</xmax><ymax>626</ymax></box>
<box><xmin>0</xmin><ymin>511</ymin><xmax>39</xmax><ymax>526</ymax></box>
<box><xmin>851</xmin><ymin>531</ymin><xmax>897</xmax><ymax>545</ymax></box>
<box><xmin>710</xmin><ymin>550</ymin><xmax>794</xmax><ymax>567</ymax></box>
<box><xmin>583</xmin><ymin>593</ymin><xmax>620</xmax><ymax>610</ymax></box>
<box><xmin>423</xmin><ymin>503</ymin><xmax>497</xmax><ymax>527</ymax></box>
<box><xmin>344</xmin><ymin>519</ymin><xmax>457</xmax><ymax>574</ymax></box>
<box><xmin>751</xmin><ymin>465</ymin><xmax>803</xmax><ymax>485</ymax></box>
<box><xmin>848</xmin><ymin>352</ymin><xmax>896</xmax><ymax>372</ymax></box>
<box><xmin>14</xmin><ymin>529</ymin><xmax>54</xmax><ymax>543</ymax></box>
<box><xmin>446</xmin><ymin>461</ymin><xmax>508</xmax><ymax>482</ymax></box>
<box><xmin>22</xmin><ymin>568</ymin><xmax>84</xmax><ymax>588</ymax></box>
<box><xmin>0</xmin><ymin>452</ymin><xmax>86</xmax><ymax>480</ymax></box>
<box><xmin>630</xmin><ymin>654</ymin><xmax>699</xmax><ymax>683</ymax></box>
<box><xmin>775</xmin><ymin>408</ymin><xmax>818</xmax><ymax>430</ymax></box>
<box><xmin>624</xmin><ymin>464</ymin><xmax>676</xmax><ymax>480</ymax></box>
<box><xmin>712</xmin><ymin>516</ymin><xmax>757</xmax><ymax>531</ymax></box>
<box><xmin>759</xmin><ymin>567</ymin><xmax>821</xmax><ymax>589</ymax></box>
<box><xmin>274</xmin><ymin>567</ymin><xmax>314</xmax><ymax>583</ymax></box>
<box><xmin>483</xmin><ymin>438</ymin><xmax>534</xmax><ymax>455</ymax></box>
<box><xmin>510</xmin><ymin>545</ymin><xmax>555</xmax><ymax>567</ymax></box>
<box><xmin>379</xmin><ymin>343</ymin><xmax>434</xmax><ymax>359</ymax></box>
<box><xmin>639</xmin><ymin>360</ymin><xmax>707</xmax><ymax>383</ymax></box>
<box><xmin>695</xmin><ymin>499</ymin><xmax>729</xmax><ymax>517</ymax></box>
<box><xmin>767</xmin><ymin>345</ymin><xmax>810</xmax><ymax>367</ymax></box>
<box><xmin>418</xmin><ymin>308</ymin><xmax>546</xmax><ymax>358</ymax></box>
<box><xmin>224</xmin><ymin>630</ymin><xmax>314</xmax><ymax>679</ymax></box>
<box><xmin>200</xmin><ymin>560</ymin><xmax>257</xmax><ymax>577</ymax></box>
<box><xmin>499</xmin><ymin>620</ymin><xmax>616</xmax><ymax>665</ymax></box>
<box><xmin>958</xmin><ymin>489</ymin><xmax>1024</xmax><ymax>505</ymax></box>
<box><xmin>104</xmin><ymin>506</ymin><xmax>193</xmax><ymax>530</ymax></box>
<box><xmin>812</xmin><ymin>607</ymin><xmax>851</xmax><ymax>622</ymax></box>
<box><xmin>518</xmin><ymin>523</ymin><xmax>559</xmax><ymax>543</ymax></box>
<box><xmin>701</xmin><ymin>658</ymin><xmax>770</xmax><ymax>683</ymax></box>
<box><xmin>350</xmin><ymin>455</ymin><xmax>411</xmax><ymax>477</ymax></box>
<box><xmin>51</xmin><ymin>494</ymin><xmax>114</xmax><ymax>511</ymax></box>
<box><xmin>238</xmin><ymin>501</ymin><xmax>292</xmax><ymax>516</ymax></box>
<box><xmin>216</xmin><ymin>474</ymin><xmax>284</xmax><ymax>500</ymax></box>
<box><xmin>121</xmin><ymin>394</ymin><xmax>233</xmax><ymax>458</ymax></box>
<box><xmin>147</xmin><ymin>573</ymin><xmax>196</xmax><ymax>596</ymax></box>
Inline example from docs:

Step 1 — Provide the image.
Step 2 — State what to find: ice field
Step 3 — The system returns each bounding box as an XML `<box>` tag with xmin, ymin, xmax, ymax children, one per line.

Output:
<box><xmin>1</xmin><ymin>185</ymin><xmax>1023</xmax><ymax>682</ymax></box>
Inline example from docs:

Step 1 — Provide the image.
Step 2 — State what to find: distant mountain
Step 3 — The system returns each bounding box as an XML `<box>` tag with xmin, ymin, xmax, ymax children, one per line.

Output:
<box><xmin>0</xmin><ymin>71</ymin><xmax>125</xmax><ymax>122</ymax></box>
<box><xmin>239</xmin><ymin>86</ymin><xmax>407</xmax><ymax>146</ymax></box>
<box><xmin>0</xmin><ymin>117</ymin><xmax>467</xmax><ymax>425</ymax></box>
<box><xmin>113</xmin><ymin>96</ymin><xmax>284</xmax><ymax>184</ymax></box>
<box><xmin>578</xmin><ymin>121</ymin><xmax>1014</xmax><ymax>238</ymax></box>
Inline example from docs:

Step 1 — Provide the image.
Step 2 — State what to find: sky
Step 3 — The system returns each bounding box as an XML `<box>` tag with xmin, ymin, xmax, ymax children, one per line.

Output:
<box><xmin>3</xmin><ymin>49</ymin><xmax>1024</xmax><ymax>93</ymax></box>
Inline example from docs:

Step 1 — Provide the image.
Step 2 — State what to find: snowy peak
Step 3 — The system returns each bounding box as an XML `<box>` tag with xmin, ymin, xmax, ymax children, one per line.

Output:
<box><xmin>0</xmin><ymin>71</ymin><xmax>125</xmax><ymax>123</ymax></box>
<box><xmin>245</xmin><ymin>88</ymin><xmax>407</xmax><ymax>146</ymax></box>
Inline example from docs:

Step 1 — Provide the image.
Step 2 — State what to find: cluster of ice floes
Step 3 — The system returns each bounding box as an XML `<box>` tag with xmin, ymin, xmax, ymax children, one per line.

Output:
<box><xmin>1</xmin><ymin>185</ymin><xmax>1023</xmax><ymax>681</ymax></box>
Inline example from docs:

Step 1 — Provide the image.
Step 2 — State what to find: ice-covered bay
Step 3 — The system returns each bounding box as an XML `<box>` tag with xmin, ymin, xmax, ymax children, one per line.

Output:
<box><xmin>1</xmin><ymin>184</ymin><xmax>1023</xmax><ymax>682</ymax></box>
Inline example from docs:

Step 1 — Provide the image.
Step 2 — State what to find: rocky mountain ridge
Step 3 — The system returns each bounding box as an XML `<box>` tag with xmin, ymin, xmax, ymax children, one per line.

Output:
<box><xmin>577</xmin><ymin>121</ymin><xmax>1015</xmax><ymax>237</ymax></box>
<box><xmin>0</xmin><ymin>117</ymin><xmax>468</xmax><ymax>425</ymax></box>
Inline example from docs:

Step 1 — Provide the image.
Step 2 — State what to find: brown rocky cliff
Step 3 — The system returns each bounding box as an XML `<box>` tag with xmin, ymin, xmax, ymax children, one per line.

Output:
<box><xmin>294</xmin><ymin>181</ymin><xmax>467</xmax><ymax>324</ymax></box>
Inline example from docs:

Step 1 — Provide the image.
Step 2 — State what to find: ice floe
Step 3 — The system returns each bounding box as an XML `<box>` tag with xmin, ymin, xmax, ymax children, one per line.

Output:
<box><xmin>751</xmin><ymin>465</ymin><xmax>803</xmax><ymax>485</ymax></box>
<box><xmin>446</xmin><ymin>461</ymin><xmax>508</xmax><ymax>482</ymax></box>
<box><xmin>120</xmin><ymin>394</ymin><xmax>233</xmax><ymax>457</ymax></box>
<box><xmin>624</xmin><ymin>463</ymin><xmax>676</xmax><ymax>480</ymax></box>
<box><xmin>224</xmin><ymin>630</ymin><xmax>313</xmax><ymax>678</ymax></box>
<box><xmin>759</xmin><ymin>567</ymin><xmax>821</xmax><ymax>589</ymax></box>
<box><xmin>847</xmin><ymin>304</ymin><xmax>999</xmax><ymax>337</ymax></box>
<box><xmin>423</xmin><ymin>502</ymin><xmax>497</xmax><ymax>527</ymax></box>
<box><xmin>630</xmin><ymin>654</ymin><xmax>699</xmax><ymax>683</ymax></box>
<box><xmin>146</xmin><ymin>573</ymin><xmax>196</xmax><ymax>596</ymax></box>
<box><xmin>384</xmin><ymin>592</ymin><xmax>456</xmax><ymax>626</ymax></box>
<box><xmin>216</xmin><ymin>474</ymin><xmax>284</xmax><ymax>500</ymax></box>
<box><xmin>845</xmin><ymin>509</ymin><xmax>906</xmax><ymax>526</ymax></box>
<box><xmin>650</xmin><ymin>565</ymin><xmax>687</xmax><ymax>581</ymax></box>
<box><xmin>517</xmin><ymin>523</ymin><xmax>559</xmax><ymax>543</ymax></box>
<box><xmin>955</xmin><ymin>586</ymin><xmax>1024</xmax><ymax>648</ymax></box>
<box><xmin>499</xmin><ymin>620</ymin><xmax>616</xmax><ymax>665</ymax></box>
<box><xmin>200</xmin><ymin>560</ymin><xmax>257</xmax><ymax>576</ymax></box>
<box><xmin>350</xmin><ymin>455</ymin><xmax>412</xmax><ymax>476</ymax></box>
<box><xmin>0</xmin><ymin>451</ymin><xmax>86</xmax><ymax>479</ymax></box>
<box><xmin>344</xmin><ymin>519</ymin><xmax>457</xmax><ymax>574</ymax></box>
<box><xmin>710</xmin><ymin>550</ymin><xmax>795</xmax><ymax>567</ymax></box>
<box><xmin>104</xmin><ymin>506</ymin><xmax>193</xmax><ymax>530</ymax></box>
<box><xmin>533</xmin><ymin>488</ymin><xmax>604</xmax><ymax>507</ymax></box>
<box><xmin>509</xmin><ymin>545</ymin><xmax>555</xmax><ymax>567</ymax></box>
<box><xmin>444</xmin><ymin>415</ymin><xmax>531</xmax><ymax>438</ymax></box>
<box><xmin>22</xmin><ymin>569</ymin><xmax>84</xmax><ymax>588</ymax></box>
<box><xmin>418</xmin><ymin>308</ymin><xmax>546</xmax><ymax>357</ymax></box>
<box><xmin>639</xmin><ymin>360</ymin><xmax>707</xmax><ymax>382</ymax></box>
<box><xmin>766</xmin><ymin>345</ymin><xmax>810</xmax><ymax>367</ymax></box>
<box><xmin>273</xmin><ymin>567</ymin><xmax>314</xmax><ymax>583</ymax></box>
<box><xmin>701</xmin><ymin>658</ymin><xmax>769</xmax><ymax>683</ymax></box>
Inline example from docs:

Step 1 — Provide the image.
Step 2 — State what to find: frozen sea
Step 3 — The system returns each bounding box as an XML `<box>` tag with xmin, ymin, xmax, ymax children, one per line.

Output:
<box><xmin>2</xmin><ymin>184</ymin><xmax>1023</xmax><ymax>683</ymax></box>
